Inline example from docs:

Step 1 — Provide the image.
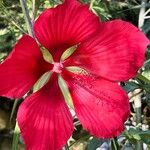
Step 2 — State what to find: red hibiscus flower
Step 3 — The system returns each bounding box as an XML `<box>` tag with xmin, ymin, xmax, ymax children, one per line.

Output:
<box><xmin>0</xmin><ymin>0</ymin><xmax>149</xmax><ymax>149</ymax></box>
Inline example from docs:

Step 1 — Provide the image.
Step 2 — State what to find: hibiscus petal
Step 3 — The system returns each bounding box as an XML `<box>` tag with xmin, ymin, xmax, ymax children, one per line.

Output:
<box><xmin>17</xmin><ymin>74</ymin><xmax>73</xmax><ymax>150</ymax></box>
<box><xmin>65</xmin><ymin>20</ymin><xmax>149</xmax><ymax>81</ymax></box>
<box><xmin>0</xmin><ymin>35</ymin><xmax>51</xmax><ymax>98</ymax></box>
<box><xmin>63</xmin><ymin>71</ymin><xmax>130</xmax><ymax>138</ymax></box>
<box><xmin>34</xmin><ymin>0</ymin><xmax>100</xmax><ymax>61</ymax></box>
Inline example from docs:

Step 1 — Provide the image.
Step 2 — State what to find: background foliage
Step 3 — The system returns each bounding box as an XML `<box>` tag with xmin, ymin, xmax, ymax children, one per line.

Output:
<box><xmin>0</xmin><ymin>0</ymin><xmax>150</xmax><ymax>150</ymax></box>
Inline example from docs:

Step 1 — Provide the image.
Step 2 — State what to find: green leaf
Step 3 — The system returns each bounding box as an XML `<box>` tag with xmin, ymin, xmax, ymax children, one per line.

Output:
<box><xmin>142</xmin><ymin>19</ymin><xmax>150</xmax><ymax>34</ymax></box>
<box><xmin>132</xmin><ymin>134</ymin><xmax>141</xmax><ymax>141</ymax></box>
<box><xmin>136</xmin><ymin>74</ymin><xmax>150</xmax><ymax>84</ymax></box>
<box><xmin>123</xmin><ymin>81</ymin><xmax>140</xmax><ymax>93</ymax></box>
<box><xmin>123</xmin><ymin>128</ymin><xmax>141</xmax><ymax>143</ymax></box>
<box><xmin>138</xmin><ymin>130</ymin><xmax>150</xmax><ymax>144</ymax></box>
<box><xmin>142</xmin><ymin>71</ymin><xmax>150</xmax><ymax>81</ymax></box>
<box><xmin>124</xmin><ymin>128</ymin><xmax>150</xmax><ymax>144</ymax></box>
<box><xmin>87</xmin><ymin>137</ymin><xmax>107</xmax><ymax>150</ymax></box>
<box><xmin>144</xmin><ymin>59</ymin><xmax>150</xmax><ymax>70</ymax></box>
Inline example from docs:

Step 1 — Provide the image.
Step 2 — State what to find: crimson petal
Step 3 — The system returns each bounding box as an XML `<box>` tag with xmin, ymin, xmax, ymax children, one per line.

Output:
<box><xmin>65</xmin><ymin>20</ymin><xmax>149</xmax><ymax>81</ymax></box>
<box><xmin>63</xmin><ymin>71</ymin><xmax>130</xmax><ymax>138</ymax></box>
<box><xmin>0</xmin><ymin>35</ymin><xmax>50</xmax><ymax>98</ymax></box>
<box><xmin>34</xmin><ymin>0</ymin><xmax>100</xmax><ymax>61</ymax></box>
<box><xmin>17</xmin><ymin>74</ymin><xmax>73</xmax><ymax>150</ymax></box>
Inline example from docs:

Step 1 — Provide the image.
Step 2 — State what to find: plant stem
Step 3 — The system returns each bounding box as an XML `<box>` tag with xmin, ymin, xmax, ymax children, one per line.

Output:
<box><xmin>144</xmin><ymin>16</ymin><xmax>150</xmax><ymax>19</ymax></box>
<box><xmin>136</xmin><ymin>1</ymin><xmax>147</xmax><ymax>148</ymax></box>
<box><xmin>138</xmin><ymin>0</ymin><xmax>147</xmax><ymax>30</ymax></box>
<box><xmin>32</xmin><ymin>0</ymin><xmax>38</xmax><ymax>23</ymax></box>
<box><xmin>12</xmin><ymin>122</ymin><xmax>20</xmax><ymax>150</ymax></box>
<box><xmin>9</xmin><ymin>99</ymin><xmax>19</xmax><ymax>123</ymax></box>
<box><xmin>90</xmin><ymin>0</ymin><xmax>95</xmax><ymax>10</ymax></box>
<box><xmin>32</xmin><ymin>0</ymin><xmax>36</xmax><ymax>21</ymax></box>
<box><xmin>111</xmin><ymin>138</ymin><xmax>119</xmax><ymax>150</ymax></box>
<box><xmin>133</xmin><ymin>89</ymin><xmax>143</xmax><ymax>150</ymax></box>
<box><xmin>20</xmin><ymin>0</ymin><xmax>34</xmax><ymax>37</ymax></box>
<box><xmin>65</xmin><ymin>144</ymin><xmax>69</xmax><ymax>150</ymax></box>
<box><xmin>143</xmin><ymin>8</ymin><xmax>150</xmax><ymax>16</ymax></box>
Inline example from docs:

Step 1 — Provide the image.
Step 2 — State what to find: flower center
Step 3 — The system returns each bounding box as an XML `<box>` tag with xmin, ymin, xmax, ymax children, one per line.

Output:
<box><xmin>52</xmin><ymin>62</ymin><xmax>63</xmax><ymax>73</ymax></box>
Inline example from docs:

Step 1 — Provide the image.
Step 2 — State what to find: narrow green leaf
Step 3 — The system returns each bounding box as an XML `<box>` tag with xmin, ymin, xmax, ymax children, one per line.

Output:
<box><xmin>58</xmin><ymin>75</ymin><xmax>74</xmax><ymax>108</ymax></box>
<box><xmin>123</xmin><ymin>81</ymin><xmax>140</xmax><ymax>93</ymax></box>
<box><xmin>138</xmin><ymin>130</ymin><xmax>150</xmax><ymax>144</ymax></box>
<box><xmin>136</xmin><ymin>73</ymin><xmax>150</xmax><ymax>84</ymax></box>
<box><xmin>142</xmin><ymin>70</ymin><xmax>150</xmax><ymax>80</ymax></box>
<box><xmin>87</xmin><ymin>137</ymin><xmax>106</xmax><ymax>150</ymax></box>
